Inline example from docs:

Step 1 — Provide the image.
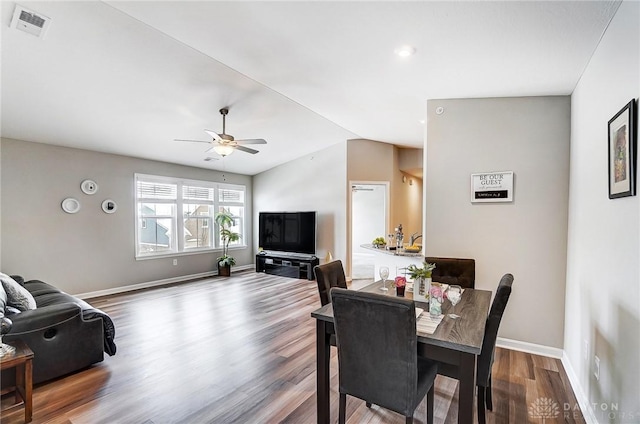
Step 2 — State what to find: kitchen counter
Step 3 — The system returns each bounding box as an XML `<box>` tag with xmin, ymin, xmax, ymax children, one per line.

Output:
<box><xmin>360</xmin><ymin>243</ymin><xmax>423</xmax><ymax>257</ymax></box>
<box><xmin>360</xmin><ymin>244</ymin><xmax>424</xmax><ymax>280</ymax></box>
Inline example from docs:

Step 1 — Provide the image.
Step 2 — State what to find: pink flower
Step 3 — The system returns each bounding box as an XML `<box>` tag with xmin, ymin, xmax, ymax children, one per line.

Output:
<box><xmin>394</xmin><ymin>276</ymin><xmax>407</xmax><ymax>287</ymax></box>
<box><xmin>429</xmin><ymin>285</ymin><xmax>443</xmax><ymax>298</ymax></box>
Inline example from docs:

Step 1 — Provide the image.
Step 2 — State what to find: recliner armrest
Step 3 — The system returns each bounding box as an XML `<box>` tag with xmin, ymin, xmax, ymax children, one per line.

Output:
<box><xmin>7</xmin><ymin>303</ymin><xmax>83</xmax><ymax>335</ymax></box>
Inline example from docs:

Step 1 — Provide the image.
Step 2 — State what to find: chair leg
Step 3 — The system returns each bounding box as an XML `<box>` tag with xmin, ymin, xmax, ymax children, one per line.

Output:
<box><xmin>426</xmin><ymin>384</ymin><xmax>435</xmax><ymax>424</ymax></box>
<box><xmin>477</xmin><ymin>386</ymin><xmax>486</xmax><ymax>424</ymax></box>
<box><xmin>339</xmin><ymin>393</ymin><xmax>347</xmax><ymax>424</ymax></box>
<box><xmin>486</xmin><ymin>375</ymin><xmax>493</xmax><ymax>411</ymax></box>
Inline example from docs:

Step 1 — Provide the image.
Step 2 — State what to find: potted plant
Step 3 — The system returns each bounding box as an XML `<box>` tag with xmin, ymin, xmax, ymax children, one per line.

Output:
<box><xmin>406</xmin><ymin>260</ymin><xmax>436</xmax><ymax>280</ymax></box>
<box><xmin>406</xmin><ymin>261</ymin><xmax>436</xmax><ymax>303</ymax></box>
<box><xmin>215</xmin><ymin>209</ymin><xmax>240</xmax><ymax>277</ymax></box>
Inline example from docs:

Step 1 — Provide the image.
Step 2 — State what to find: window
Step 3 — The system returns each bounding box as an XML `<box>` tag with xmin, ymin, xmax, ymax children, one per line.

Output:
<box><xmin>218</xmin><ymin>187</ymin><xmax>245</xmax><ymax>249</ymax></box>
<box><xmin>135</xmin><ymin>174</ymin><xmax>246</xmax><ymax>258</ymax></box>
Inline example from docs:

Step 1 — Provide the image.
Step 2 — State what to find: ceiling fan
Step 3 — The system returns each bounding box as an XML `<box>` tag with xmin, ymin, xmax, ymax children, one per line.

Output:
<box><xmin>175</xmin><ymin>108</ymin><xmax>267</xmax><ymax>157</ymax></box>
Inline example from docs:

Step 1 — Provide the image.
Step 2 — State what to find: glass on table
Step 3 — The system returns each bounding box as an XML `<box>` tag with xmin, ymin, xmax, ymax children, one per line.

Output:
<box><xmin>445</xmin><ymin>285</ymin><xmax>462</xmax><ymax>319</ymax></box>
<box><xmin>379</xmin><ymin>266</ymin><xmax>390</xmax><ymax>291</ymax></box>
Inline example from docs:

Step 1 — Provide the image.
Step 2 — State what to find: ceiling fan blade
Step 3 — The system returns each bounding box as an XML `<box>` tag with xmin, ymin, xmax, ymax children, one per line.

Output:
<box><xmin>174</xmin><ymin>139</ymin><xmax>210</xmax><ymax>144</ymax></box>
<box><xmin>204</xmin><ymin>129</ymin><xmax>223</xmax><ymax>141</ymax></box>
<box><xmin>235</xmin><ymin>145</ymin><xmax>260</xmax><ymax>155</ymax></box>
<box><xmin>235</xmin><ymin>138</ymin><xmax>267</xmax><ymax>145</ymax></box>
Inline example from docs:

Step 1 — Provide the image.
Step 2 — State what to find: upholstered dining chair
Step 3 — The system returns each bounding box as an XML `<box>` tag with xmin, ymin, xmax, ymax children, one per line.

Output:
<box><xmin>331</xmin><ymin>288</ymin><xmax>438</xmax><ymax>424</ymax></box>
<box><xmin>426</xmin><ymin>257</ymin><xmax>476</xmax><ymax>289</ymax></box>
<box><xmin>313</xmin><ymin>260</ymin><xmax>347</xmax><ymax>306</ymax></box>
<box><xmin>476</xmin><ymin>273</ymin><xmax>514</xmax><ymax>424</ymax></box>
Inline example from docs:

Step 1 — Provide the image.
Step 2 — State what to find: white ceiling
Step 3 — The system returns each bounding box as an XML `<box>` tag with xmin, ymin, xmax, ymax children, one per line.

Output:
<box><xmin>1</xmin><ymin>1</ymin><xmax>621</xmax><ymax>175</ymax></box>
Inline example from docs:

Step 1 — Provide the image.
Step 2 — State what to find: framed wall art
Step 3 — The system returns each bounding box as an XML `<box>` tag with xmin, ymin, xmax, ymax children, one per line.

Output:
<box><xmin>471</xmin><ymin>171</ymin><xmax>514</xmax><ymax>203</ymax></box>
<box><xmin>608</xmin><ymin>99</ymin><xmax>637</xmax><ymax>199</ymax></box>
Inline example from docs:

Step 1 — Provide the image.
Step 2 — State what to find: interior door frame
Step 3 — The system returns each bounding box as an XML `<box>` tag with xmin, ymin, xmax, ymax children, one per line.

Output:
<box><xmin>347</xmin><ymin>180</ymin><xmax>390</xmax><ymax>280</ymax></box>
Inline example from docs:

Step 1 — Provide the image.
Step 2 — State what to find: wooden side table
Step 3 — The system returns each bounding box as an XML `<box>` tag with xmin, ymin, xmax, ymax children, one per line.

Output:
<box><xmin>0</xmin><ymin>340</ymin><xmax>34</xmax><ymax>423</ymax></box>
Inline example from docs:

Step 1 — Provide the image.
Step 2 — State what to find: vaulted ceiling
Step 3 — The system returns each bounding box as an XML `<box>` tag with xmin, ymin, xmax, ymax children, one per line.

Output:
<box><xmin>1</xmin><ymin>1</ymin><xmax>621</xmax><ymax>175</ymax></box>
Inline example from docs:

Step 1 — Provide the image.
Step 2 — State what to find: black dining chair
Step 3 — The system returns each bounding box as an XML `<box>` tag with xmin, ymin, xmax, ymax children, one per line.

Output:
<box><xmin>314</xmin><ymin>260</ymin><xmax>347</xmax><ymax>306</ymax></box>
<box><xmin>331</xmin><ymin>288</ymin><xmax>438</xmax><ymax>424</ymax></box>
<box><xmin>426</xmin><ymin>257</ymin><xmax>476</xmax><ymax>289</ymax></box>
<box><xmin>476</xmin><ymin>273</ymin><xmax>514</xmax><ymax>424</ymax></box>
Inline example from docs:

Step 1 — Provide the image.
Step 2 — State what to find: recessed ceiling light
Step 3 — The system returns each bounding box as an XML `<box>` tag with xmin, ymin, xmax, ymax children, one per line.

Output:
<box><xmin>394</xmin><ymin>45</ymin><xmax>416</xmax><ymax>57</ymax></box>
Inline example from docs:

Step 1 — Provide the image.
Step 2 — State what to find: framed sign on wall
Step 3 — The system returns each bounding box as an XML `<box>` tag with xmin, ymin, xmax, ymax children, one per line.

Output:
<box><xmin>471</xmin><ymin>171</ymin><xmax>514</xmax><ymax>203</ymax></box>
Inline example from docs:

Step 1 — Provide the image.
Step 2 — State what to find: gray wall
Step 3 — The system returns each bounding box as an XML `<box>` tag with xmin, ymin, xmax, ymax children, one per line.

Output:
<box><xmin>253</xmin><ymin>142</ymin><xmax>348</xmax><ymax>264</ymax></box>
<box><xmin>425</xmin><ymin>96</ymin><xmax>571</xmax><ymax>349</ymax></box>
<box><xmin>0</xmin><ymin>138</ymin><xmax>253</xmax><ymax>295</ymax></box>
<box><xmin>565</xmin><ymin>0</ymin><xmax>639</xmax><ymax>420</ymax></box>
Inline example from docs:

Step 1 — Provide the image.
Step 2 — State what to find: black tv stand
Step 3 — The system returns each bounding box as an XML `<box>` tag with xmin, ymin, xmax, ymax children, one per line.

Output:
<box><xmin>256</xmin><ymin>251</ymin><xmax>319</xmax><ymax>280</ymax></box>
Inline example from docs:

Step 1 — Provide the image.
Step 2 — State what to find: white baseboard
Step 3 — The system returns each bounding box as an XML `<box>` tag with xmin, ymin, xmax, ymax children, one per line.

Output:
<box><xmin>561</xmin><ymin>351</ymin><xmax>598</xmax><ymax>424</ymax></box>
<box><xmin>75</xmin><ymin>264</ymin><xmax>255</xmax><ymax>300</ymax></box>
<box><xmin>496</xmin><ymin>337</ymin><xmax>563</xmax><ymax>359</ymax></box>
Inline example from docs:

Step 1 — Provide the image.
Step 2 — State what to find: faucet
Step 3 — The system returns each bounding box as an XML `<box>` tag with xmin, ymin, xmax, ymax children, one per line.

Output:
<box><xmin>409</xmin><ymin>232</ymin><xmax>422</xmax><ymax>246</ymax></box>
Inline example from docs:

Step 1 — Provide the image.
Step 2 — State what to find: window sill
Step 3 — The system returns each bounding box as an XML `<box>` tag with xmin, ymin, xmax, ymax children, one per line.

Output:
<box><xmin>136</xmin><ymin>245</ymin><xmax>248</xmax><ymax>261</ymax></box>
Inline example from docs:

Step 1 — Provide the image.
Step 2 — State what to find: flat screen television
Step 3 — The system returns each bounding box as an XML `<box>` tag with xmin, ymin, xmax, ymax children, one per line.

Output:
<box><xmin>259</xmin><ymin>211</ymin><xmax>317</xmax><ymax>255</ymax></box>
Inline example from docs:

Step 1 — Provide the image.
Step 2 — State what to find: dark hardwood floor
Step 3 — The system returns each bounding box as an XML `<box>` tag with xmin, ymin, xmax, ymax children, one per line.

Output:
<box><xmin>1</xmin><ymin>271</ymin><xmax>584</xmax><ymax>423</ymax></box>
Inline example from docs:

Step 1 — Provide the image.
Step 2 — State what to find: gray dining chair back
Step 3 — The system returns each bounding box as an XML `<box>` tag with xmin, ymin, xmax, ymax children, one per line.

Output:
<box><xmin>426</xmin><ymin>257</ymin><xmax>476</xmax><ymax>289</ymax></box>
<box><xmin>476</xmin><ymin>273</ymin><xmax>514</xmax><ymax>424</ymax></box>
<box><xmin>331</xmin><ymin>288</ymin><xmax>437</xmax><ymax>424</ymax></box>
<box><xmin>314</xmin><ymin>260</ymin><xmax>347</xmax><ymax>306</ymax></box>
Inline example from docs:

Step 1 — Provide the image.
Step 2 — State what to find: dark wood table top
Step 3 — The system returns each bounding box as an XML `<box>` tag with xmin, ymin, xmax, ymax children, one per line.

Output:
<box><xmin>311</xmin><ymin>281</ymin><xmax>492</xmax><ymax>354</ymax></box>
<box><xmin>0</xmin><ymin>340</ymin><xmax>34</xmax><ymax>369</ymax></box>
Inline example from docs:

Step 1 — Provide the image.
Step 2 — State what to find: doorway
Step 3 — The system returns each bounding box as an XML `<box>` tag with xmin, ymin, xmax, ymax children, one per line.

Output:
<box><xmin>350</xmin><ymin>183</ymin><xmax>388</xmax><ymax>283</ymax></box>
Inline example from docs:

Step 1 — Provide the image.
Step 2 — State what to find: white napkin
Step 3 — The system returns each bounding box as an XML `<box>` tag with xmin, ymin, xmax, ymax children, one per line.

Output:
<box><xmin>416</xmin><ymin>313</ymin><xmax>444</xmax><ymax>335</ymax></box>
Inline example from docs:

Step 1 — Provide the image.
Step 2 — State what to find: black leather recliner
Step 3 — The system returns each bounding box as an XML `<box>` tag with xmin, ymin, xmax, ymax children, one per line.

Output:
<box><xmin>2</xmin><ymin>276</ymin><xmax>116</xmax><ymax>384</ymax></box>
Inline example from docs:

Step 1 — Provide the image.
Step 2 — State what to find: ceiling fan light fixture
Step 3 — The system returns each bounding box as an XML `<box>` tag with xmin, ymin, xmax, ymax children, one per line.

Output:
<box><xmin>213</xmin><ymin>144</ymin><xmax>234</xmax><ymax>157</ymax></box>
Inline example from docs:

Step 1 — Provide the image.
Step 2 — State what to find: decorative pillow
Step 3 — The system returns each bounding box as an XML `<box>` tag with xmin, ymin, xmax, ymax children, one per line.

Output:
<box><xmin>0</xmin><ymin>284</ymin><xmax>6</xmax><ymax>319</ymax></box>
<box><xmin>0</xmin><ymin>272</ymin><xmax>37</xmax><ymax>311</ymax></box>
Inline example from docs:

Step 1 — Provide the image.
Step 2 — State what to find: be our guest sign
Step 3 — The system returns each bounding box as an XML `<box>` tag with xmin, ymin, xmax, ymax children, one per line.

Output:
<box><xmin>471</xmin><ymin>171</ymin><xmax>513</xmax><ymax>203</ymax></box>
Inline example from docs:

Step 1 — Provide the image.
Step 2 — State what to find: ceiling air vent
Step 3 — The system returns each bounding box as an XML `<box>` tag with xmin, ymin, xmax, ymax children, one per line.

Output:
<box><xmin>10</xmin><ymin>5</ymin><xmax>51</xmax><ymax>39</ymax></box>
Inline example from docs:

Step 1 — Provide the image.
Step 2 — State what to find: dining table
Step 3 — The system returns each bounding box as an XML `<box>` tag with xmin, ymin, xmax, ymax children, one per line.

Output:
<box><xmin>311</xmin><ymin>280</ymin><xmax>492</xmax><ymax>424</ymax></box>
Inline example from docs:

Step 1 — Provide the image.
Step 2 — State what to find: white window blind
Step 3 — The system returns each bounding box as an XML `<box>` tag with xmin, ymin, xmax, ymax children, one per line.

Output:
<box><xmin>219</xmin><ymin>188</ymin><xmax>244</xmax><ymax>203</ymax></box>
<box><xmin>137</xmin><ymin>181</ymin><xmax>177</xmax><ymax>200</ymax></box>
<box><xmin>183</xmin><ymin>185</ymin><xmax>214</xmax><ymax>201</ymax></box>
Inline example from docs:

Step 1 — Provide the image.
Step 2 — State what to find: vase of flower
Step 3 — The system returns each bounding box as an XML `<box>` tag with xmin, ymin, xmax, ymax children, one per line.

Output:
<box><xmin>429</xmin><ymin>282</ymin><xmax>444</xmax><ymax>318</ymax></box>
<box><xmin>394</xmin><ymin>276</ymin><xmax>407</xmax><ymax>297</ymax></box>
